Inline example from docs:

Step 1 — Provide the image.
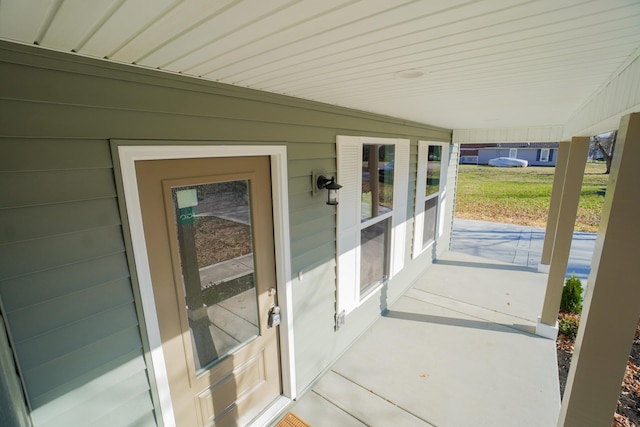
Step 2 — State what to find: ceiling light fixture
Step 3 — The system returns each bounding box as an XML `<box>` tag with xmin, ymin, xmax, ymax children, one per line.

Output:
<box><xmin>395</xmin><ymin>69</ymin><xmax>426</xmax><ymax>79</ymax></box>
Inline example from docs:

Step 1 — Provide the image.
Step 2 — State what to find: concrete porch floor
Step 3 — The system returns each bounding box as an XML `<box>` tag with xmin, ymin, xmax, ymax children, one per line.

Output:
<box><xmin>275</xmin><ymin>251</ymin><xmax>561</xmax><ymax>427</ymax></box>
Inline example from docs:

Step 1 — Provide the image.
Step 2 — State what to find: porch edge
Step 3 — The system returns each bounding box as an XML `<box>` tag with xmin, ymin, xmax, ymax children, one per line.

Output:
<box><xmin>536</xmin><ymin>317</ymin><xmax>559</xmax><ymax>340</ymax></box>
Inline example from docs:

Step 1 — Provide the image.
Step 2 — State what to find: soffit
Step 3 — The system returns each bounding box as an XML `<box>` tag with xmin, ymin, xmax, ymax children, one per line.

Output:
<box><xmin>0</xmin><ymin>0</ymin><xmax>639</xmax><ymax>131</ymax></box>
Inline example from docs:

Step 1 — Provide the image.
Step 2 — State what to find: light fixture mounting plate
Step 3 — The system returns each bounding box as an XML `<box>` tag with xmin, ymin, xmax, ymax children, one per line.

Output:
<box><xmin>311</xmin><ymin>170</ymin><xmax>326</xmax><ymax>196</ymax></box>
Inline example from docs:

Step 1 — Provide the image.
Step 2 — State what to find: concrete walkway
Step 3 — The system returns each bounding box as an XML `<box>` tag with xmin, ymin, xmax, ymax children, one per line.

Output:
<box><xmin>199</xmin><ymin>254</ymin><xmax>254</xmax><ymax>289</ymax></box>
<box><xmin>451</xmin><ymin>218</ymin><xmax>597</xmax><ymax>282</ymax></box>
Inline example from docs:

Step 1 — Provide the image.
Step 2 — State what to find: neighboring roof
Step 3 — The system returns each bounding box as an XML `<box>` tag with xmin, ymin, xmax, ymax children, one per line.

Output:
<box><xmin>461</xmin><ymin>142</ymin><xmax>559</xmax><ymax>149</ymax></box>
<box><xmin>0</xmin><ymin>0</ymin><xmax>638</xmax><ymax>136</ymax></box>
<box><xmin>459</xmin><ymin>143</ymin><xmax>503</xmax><ymax>149</ymax></box>
<box><xmin>495</xmin><ymin>142</ymin><xmax>559</xmax><ymax>149</ymax></box>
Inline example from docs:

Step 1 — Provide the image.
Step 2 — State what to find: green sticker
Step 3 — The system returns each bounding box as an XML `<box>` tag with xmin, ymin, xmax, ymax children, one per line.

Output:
<box><xmin>176</xmin><ymin>189</ymin><xmax>198</xmax><ymax>208</ymax></box>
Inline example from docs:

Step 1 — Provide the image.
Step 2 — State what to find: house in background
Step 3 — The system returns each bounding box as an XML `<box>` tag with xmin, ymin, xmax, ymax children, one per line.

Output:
<box><xmin>0</xmin><ymin>1</ymin><xmax>639</xmax><ymax>427</ymax></box>
<box><xmin>477</xmin><ymin>142</ymin><xmax>560</xmax><ymax>166</ymax></box>
<box><xmin>460</xmin><ymin>142</ymin><xmax>559</xmax><ymax>166</ymax></box>
<box><xmin>458</xmin><ymin>143</ymin><xmax>492</xmax><ymax>164</ymax></box>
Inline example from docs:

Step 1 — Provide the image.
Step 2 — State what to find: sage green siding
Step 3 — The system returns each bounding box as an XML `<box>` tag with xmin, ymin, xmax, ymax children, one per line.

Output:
<box><xmin>0</xmin><ymin>138</ymin><xmax>154</xmax><ymax>427</ymax></box>
<box><xmin>0</xmin><ymin>40</ymin><xmax>451</xmax><ymax>426</ymax></box>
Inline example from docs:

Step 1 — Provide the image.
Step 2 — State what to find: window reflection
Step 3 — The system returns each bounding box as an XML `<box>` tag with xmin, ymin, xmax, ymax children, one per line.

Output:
<box><xmin>423</xmin><ymin>197</ymin><xmax>438</xmax><ymax>247</ymax></box>
<box><xmin>359</xmin><ymin>144</ymin><xmax>395</xmax><ymax>300</ymax></box>
<box><xmin>426</xmin><ymin>145</ymin><xmax>442</xmax><ymax>197</ymax></box>
<box><xmin>171</xmin><ymin>181</ymin><xmax>260</xmax><ymax>373</ymax></box>
<box><xmin>360</xmin><ymin>218</ymin><xmax>391</xmax><ymax>297</ymax></box>
<box><xmin>362</xmin><ymin>144</ymin><xmax>395</xmax><ymax>221</ymax></box>
<box><xmin>423</xmin><ymin>145</ymin><xmax>443</xmax><ymax>249</ymax></box>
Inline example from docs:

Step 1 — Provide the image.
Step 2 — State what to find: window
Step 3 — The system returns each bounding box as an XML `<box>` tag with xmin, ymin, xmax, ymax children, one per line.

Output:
<box><xmin>540</xmin><ymin>148</ymin><xmax>550</xmax><ymax>162</ymax></box>
<box><xmin>360</xmin><ymin>143</ymin><xmax>394</xmax><ymax>296</ymax></box>
<box><xmin>509</xmin><ymin>148</ymin><xmax>518</xmax><ymax>159</ymax></box>
<box><xmin>413</xmin><ymin>141</ymin><xmax>448</xmax><ymax>258</ymax></box>
<box><xmin>336</xmin><ymin>136</ymin><xmax>410</xmax><ymax>316</ymax></box>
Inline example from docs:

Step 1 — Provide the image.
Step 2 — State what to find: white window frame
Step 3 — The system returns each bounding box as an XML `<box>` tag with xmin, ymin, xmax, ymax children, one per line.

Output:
<box><xmin>540</xmin><ymin>148</ymin><xmax>550</xmax><ymax>162</ymax></box>
<box><xmin>413</xmin><ymin>141</ymin><xmax>449</xmax><ymax>259</ymax></box>
<box><xmin>336</xmin><ymin>136</ymin><xmax>410</xmax><ymax>316</ymax></box>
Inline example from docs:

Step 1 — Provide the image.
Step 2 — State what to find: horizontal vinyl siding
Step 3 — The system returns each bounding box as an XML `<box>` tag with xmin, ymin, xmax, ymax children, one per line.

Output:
<box><xmin>518</xmin><ymin>149</ymin><xmax>553</xmax><ymax>166</ymax></box>
<box><xmin>0</xmin><ymin>46</ymin><xmax>450</xmax><ymax>142</ymax></box>
<box><xmin>520</xmin><ymin>150</ymin><xmax>538</xmax><ymax>164</ymax></box>
<box><xmin>528</xmin><ymin>149</ymin><xmax>557</xmax><ymax>166</ymax></box>
<box><xmin>287</xmin><ymin>142</ymin><xmax>339</xmax><ymax>389</ymax></box>
<box><xmin>0</xmin><ymin>198</ymin><xmax>121</xmax><ymax>245</ymax></box>
<box><xmin>478</xmin><ymin>149</ymin><xmax>503</xmax><ymax>164</ymax></box>
<box><xmin>0</xmin><ymin>169</ymin><xmax>116</xmax><ymax>209</ymax></box>
<box><xmin>0</xmin><ymin>225</ymin><xmax>125</xmax><ymax>280</ymax></box>
<box><xmin>0</xmin><ymin>40</ymin><xmax>452</xmax><ymax>417</ymax></box>
<box><xmin>38</xmin><ymin>371</ymin><xmax>154</xmax><ymax>427</ymax></box>
<box><xmin>0</xmin><ymin>138</ymin><xmax>152</xmax><ymax>426</ymax></box>
<box><xmin>31</xmin><ymin>352</ymin><xmax>154</xmax><ymax>427</ymax></box>
<box><xmin>287</xmin><ymin>141</ymin><xmax>338</xmax><ymax>275</ymax></box>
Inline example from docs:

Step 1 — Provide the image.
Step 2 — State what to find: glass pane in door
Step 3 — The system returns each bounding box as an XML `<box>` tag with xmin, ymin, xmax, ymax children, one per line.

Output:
<box><xmin>171</xmin><ymin>180</ymin><xmax>259</xmax><ymax>373</ymax></box>
<box><xmin>423</xmin><ymin>196</ymin><xmax>438</xmax><ymax>248</ymax></box>
<box><xmin>360</xmin><ymin>217</ymin><xmax>391</xmax><ymax>298</ymax></box>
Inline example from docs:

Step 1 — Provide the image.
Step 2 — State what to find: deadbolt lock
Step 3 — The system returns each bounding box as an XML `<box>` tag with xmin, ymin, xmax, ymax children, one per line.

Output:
<box><xmin>268</xmin><ymin>306</ymin><xmax>281</xmax><ymax>328</ymax></box>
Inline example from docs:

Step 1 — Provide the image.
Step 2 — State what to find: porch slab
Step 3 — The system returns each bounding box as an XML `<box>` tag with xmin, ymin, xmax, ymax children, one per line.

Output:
<box><xmin>276</xmin><ymin>251</ymin><xmax>560</xmax><ymax>427</ymax></box>
<box><xmin>418</xmin><ymin>251</ymin><xmax>547</xmax><ymax>330</ymax></box>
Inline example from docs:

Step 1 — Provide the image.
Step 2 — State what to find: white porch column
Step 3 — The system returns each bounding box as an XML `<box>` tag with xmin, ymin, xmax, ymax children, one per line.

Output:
<box><xmin>538</xmin><ymin>141</ymin><xmax>571</xmax><ymax>272</ymax></box>
<box><xmin>538</xmin><ymin>137</ymin><xmax>589</xmax><ymax>333</ymax></box>
<box><xmin>558</xmin><ymin>113</ymin><xmax>640</xmax><ymax>427</ymax></box>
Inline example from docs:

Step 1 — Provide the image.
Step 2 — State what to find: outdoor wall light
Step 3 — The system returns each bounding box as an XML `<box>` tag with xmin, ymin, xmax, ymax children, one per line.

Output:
<box><xmin>317</xmin><ymin>175</ymin><xmax>342</xmax><ymax>205</ymax></box>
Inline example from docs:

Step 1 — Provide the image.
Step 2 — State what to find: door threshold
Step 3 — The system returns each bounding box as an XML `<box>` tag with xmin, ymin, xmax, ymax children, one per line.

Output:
<box><xmin>247</xmin><ymin>396</ymin><xmax>291</xmax><ymax>427</ymax></box>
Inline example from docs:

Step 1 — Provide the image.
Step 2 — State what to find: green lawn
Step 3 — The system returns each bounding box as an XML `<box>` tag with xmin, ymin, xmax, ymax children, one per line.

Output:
<box><xmin>455</xmin><ymin>163</ymin><xmax>609</xmax><ymax>232</ymax></box>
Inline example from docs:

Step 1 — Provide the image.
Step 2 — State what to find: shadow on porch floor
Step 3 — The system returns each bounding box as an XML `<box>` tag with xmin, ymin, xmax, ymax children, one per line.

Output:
<box><xmin>275</xmin><ymin>251</ymin><xmax>560</xmax><ymax>427</ymax></box>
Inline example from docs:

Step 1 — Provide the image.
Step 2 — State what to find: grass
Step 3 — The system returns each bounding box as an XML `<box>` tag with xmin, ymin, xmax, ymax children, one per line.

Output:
<box><xmin>455</xmin><ymin>162</ymin><xmax>609</xmax><ymax>232</ymax></box>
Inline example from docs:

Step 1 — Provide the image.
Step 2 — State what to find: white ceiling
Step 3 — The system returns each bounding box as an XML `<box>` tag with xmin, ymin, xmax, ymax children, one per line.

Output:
<box><xmin>1</xmin><ymin>0</ymin><xmax>639</xmax><ymax>132</ymax></box>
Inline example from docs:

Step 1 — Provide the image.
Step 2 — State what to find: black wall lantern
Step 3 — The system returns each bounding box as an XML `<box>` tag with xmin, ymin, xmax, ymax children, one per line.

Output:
<box><xmin>317</xmin><ymin>175</ymin><xmax>342</xmax><ymax>205</ymax></box>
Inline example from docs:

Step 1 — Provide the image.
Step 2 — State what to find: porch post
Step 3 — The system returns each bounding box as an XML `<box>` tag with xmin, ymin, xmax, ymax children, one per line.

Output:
<box><xmin>537</xmin><ymin>137</ymin><xmax>589</xmax><ymax>335</ymax></box>
<box><xmin>558</xmin><ymin>112</ymin><xmax>640</xmax><ymax>427</ymax></box>
<box><xmin>538</xmin><ymin>141</ymin><xmax>571</xmax><ymax>272</ymax></box>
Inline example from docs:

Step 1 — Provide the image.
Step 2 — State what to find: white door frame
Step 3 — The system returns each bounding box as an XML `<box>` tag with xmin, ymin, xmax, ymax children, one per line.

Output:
<box><xmin>116</xmin><ymin>143</ymin><xmax>296</xmax><ymax>426</ymax></box>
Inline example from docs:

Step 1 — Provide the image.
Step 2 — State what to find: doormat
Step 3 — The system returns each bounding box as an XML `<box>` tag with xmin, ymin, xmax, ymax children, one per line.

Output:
<box><xmin>274</xmin><ymin>412</ymin><xmax>311</xmax><ymax>427</ymax></box>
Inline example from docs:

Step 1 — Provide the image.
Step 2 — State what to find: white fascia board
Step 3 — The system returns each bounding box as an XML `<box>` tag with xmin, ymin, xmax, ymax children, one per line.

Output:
<box><xmin>453</xmin><ymin>126</ymin><xmax>564</xmax><ymax>144</ymax></box>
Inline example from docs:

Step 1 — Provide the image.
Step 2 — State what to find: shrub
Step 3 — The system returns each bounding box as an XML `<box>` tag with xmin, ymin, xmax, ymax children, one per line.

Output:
<box><xmin>560</xmin><ymin>274</ymin><xmax>583</xmax><ymax>314</ymax></box>
<box><xmin>558</xmin><ymin>313</ymin><xmax>580</xmax><ymax>339</ymax></box>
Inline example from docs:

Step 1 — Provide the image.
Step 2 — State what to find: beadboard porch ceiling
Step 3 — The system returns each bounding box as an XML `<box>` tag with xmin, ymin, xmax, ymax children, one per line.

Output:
<box><xmin>1</xmin><ymin>0</ymin><xmax>639</xmax><ymax>133</ymax></box>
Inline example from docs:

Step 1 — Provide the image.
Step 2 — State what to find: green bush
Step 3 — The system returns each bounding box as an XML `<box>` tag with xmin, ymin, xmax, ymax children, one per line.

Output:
<box><xmin>560</xmin><ymin>274</ymin><xmax>583</xmax><ymax>314</ymax></box>
<box><xmin>558</xmin><ymin>313</ymin><xmax>580</xmax><ymax>339</ymax></box>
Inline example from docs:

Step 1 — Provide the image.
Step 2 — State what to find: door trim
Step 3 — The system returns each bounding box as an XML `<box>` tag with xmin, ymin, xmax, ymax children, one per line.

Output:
<box><xmin>115</xmin><ymin>143</ymin><xmax>296</xmax><ymax>427</ymax></box>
